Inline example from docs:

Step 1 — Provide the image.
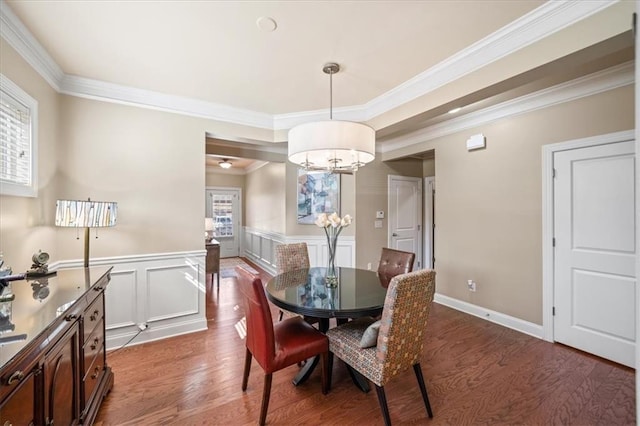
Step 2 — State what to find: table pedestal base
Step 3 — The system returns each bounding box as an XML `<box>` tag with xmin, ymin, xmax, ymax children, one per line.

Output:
<box><xmin>291</xmin><ymin>317</ymin><xmax>370</xmax><ymax>393</ymax></box>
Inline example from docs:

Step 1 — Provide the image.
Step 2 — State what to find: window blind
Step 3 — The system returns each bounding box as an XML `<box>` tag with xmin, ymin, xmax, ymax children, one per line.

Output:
<box><xmin>0</xmin><ymin>89</ymin><xmax>31</xmax><ymax>186</ymax></box>
<box><xmin>0</xmin><ymin>74</ymin><xmax>36</xmax><ymax>197</ymax></box>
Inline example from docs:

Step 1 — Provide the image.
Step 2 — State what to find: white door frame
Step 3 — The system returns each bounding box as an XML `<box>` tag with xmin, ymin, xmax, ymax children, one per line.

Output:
<box><xmin>424</xmin><ymin>176</ymin><xmax>435</xmax><ymax>269</ymax></box>
<box><xmin>541</xmin><ymin>129</ymin><xmax>635</xmax><ymax>342</ymax></box>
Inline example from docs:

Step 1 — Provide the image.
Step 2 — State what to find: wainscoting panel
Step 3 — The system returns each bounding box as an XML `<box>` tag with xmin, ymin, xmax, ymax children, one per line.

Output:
<box><xmin>106</xmin><ymin>268</ymin><xmax>138</xmax><ymax>329</ymax></box>
<box><xmin>54</xmin><ymin>251</ymin><xmax>207</xmax><ymax>351</ymax></box>
<box><xmin>146</xmin><ymin>263</ymin><xmax>200</xmax><ymax>321</ymax></box>
<box><xmin>242</xmin><ymin>227</ymin><xmax>355</xmax><ymax>275</ymax></box>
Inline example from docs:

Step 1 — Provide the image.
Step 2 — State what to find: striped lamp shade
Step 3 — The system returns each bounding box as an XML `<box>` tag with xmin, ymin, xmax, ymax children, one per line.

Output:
<box><xmin>55</xmin><ymin>199</ymin><xmax>117</xmax><ymax>228</ymax></box>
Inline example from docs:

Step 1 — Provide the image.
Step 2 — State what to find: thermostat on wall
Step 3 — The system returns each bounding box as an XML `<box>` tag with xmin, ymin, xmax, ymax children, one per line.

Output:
<box><xmin>466</xmin><ymin>133</ymin><xmax>485</xmax><ymax>151</ymax></box>
<box><xmin>376</xmin><ymin>211</ymin><xmax>385</xmax><ymax>219</ymax></box>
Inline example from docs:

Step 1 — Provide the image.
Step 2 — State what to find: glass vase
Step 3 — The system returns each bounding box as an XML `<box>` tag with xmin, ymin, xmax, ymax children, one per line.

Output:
<box><xmin>325</xmin><ymin>234</ymin><xmax>338</xmax><ymax>288</ymax></box>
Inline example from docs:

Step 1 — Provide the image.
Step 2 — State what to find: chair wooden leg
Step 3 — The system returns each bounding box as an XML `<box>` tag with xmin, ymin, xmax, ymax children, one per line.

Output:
<box><xmin>259</xmin><ymin>373</ymin><xmax>273</xmax><ymax>426</ymax></box>
<box><xmin>320</xmin><ymin>351</ymin><xmax>329</xmax><ymax>395</ymax></box>
<box><xmin>242</xmin><ymin>348</ymin><xmax>252</xmax><ymax>391</ymax></box>
<box><xmin>374</xmin><ymin>384</ymin><xmax>392</xmax><ymax>426</ymax></box>
<box><xmin>413</xmin><ymin>363</ymin><xmax>433</xmax><ymax>418</ymax></box>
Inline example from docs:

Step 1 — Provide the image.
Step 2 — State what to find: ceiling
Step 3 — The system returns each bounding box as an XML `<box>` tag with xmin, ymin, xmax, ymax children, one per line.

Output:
<box><xmin>2</xmin><ymin>1</ymin><xmax>633</xmax><ymax>173</ymax></box>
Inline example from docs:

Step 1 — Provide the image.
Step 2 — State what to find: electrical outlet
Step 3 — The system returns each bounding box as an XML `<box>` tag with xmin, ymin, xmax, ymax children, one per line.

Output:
<box><xmin>138</xmin><ymin>323</ymin><xmax>148</xmax><ymax>331</ymax></box>
<box><xmin>467</xmin><ymin>280</ymin><xmax>476</xmax><ymax>292</ymax></box>
<box><xmin>367</xmin><ymin>262</ymin><xmax>372</xmax><ymax>270</ymax></box>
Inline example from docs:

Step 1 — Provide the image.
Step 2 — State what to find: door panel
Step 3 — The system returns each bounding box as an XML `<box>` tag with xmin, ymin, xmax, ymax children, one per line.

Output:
<box><xmin>388</xmin><ymin>176</ymin><xmax>422</xmax><ymax>268</ymax></box>
<box><xmin>553</xmin><ymin>140</ymin><xmax>635</xmax><ymax>367</ymax></box>
<box><xmin>206</xmin><ymin>188</ymin><xmax>241</xmax><ymax>258</ymax></box>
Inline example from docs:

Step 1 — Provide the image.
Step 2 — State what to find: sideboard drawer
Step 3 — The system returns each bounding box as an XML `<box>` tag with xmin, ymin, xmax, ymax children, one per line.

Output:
<box><xmin>83</xmin><ymin>293</ymin><xmax>104</xmax><ymax>342</ymax></box>
<box><xmin>83</xmin><ymin>319</ymin><xmax>104</xmax><ymax>375</ymax></box>
<box><xmin>83</xmin><ymin>347</ymin><xmax>104</xmax><ymax>410</ymax></box>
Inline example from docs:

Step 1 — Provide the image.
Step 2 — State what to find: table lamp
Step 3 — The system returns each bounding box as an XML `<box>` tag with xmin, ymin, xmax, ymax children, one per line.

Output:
<box><xmin>55</xmin><ymin>198</ymin><xmax>118</xmax><ymax>268</ymax></box>
<box><xmin>205</xmin><ymin>217</ymin><xmax>215</xmax><ymax>242</ymax></box>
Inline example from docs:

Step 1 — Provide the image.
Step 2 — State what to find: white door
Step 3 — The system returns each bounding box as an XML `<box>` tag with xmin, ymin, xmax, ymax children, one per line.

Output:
<box><xmin>206</xmin><ymin>188</ymin><xmax>241</xmax><ymax>258</ymax></box>
<box><xmin>554</xmin><ymin>140</ymin><xmax>636</xmax><ymax>367</ymax></box>
<box><xmin>388</xmin><ymin>175</ymin><xmax>422</xmax><ymax>269</ymax></box>
<box><xmin>424</xmin><ymin>177</ymin><xmax>435</xmax><ymax>269</ymax></box>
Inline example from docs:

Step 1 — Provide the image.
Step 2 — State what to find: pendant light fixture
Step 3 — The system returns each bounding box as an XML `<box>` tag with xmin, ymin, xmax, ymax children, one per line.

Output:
<box><xmin>218</xmin><ymin>159</ymin><xmax>233</xmax><ymax>169</ymax></box>
<box><xmin>288</xmin><ymin>63</ymin><xmax>375</xmax><ymax>174</ymax></box>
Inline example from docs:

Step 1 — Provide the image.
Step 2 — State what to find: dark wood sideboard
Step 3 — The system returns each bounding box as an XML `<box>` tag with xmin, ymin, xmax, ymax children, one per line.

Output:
<box><xmin>206</xmin><ymin>239</ymin><xmax>220</xmax><ymax>290</ymax></box>
<box><xmin>0</xmin><ymin>266</ymin><xmax>113</xmax><ymax>425</ymax></box>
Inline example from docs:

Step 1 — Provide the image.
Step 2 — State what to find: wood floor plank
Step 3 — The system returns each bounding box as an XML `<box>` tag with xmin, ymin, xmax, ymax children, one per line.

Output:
<box><xmin>96</xmin><ymin>258</ymin><xmax>635</xmax><ymax>425</ymax></box>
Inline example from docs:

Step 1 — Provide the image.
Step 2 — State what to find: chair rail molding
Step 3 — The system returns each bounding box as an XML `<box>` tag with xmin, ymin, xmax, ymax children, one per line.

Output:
<box><xmin>243</xmin><ymin>227</ymin><xmax>355</xmax><ymax>275</ymax></box>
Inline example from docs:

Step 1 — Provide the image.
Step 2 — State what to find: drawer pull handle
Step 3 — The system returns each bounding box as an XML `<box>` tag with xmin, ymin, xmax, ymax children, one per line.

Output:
<box><xmin>91</xmin><ymin>365</ymin><xmax>101</xmax><ymax>380</ymax></box>
<box><xmin>90</xmin><ymin>337</ymin><xmax>100</xmax><ymax>350</ymax></box>
<box><xmin>7</xmin><ymin>370</ymin><xmax>24</xmax><ymax>384</ymax></box>
<box><xmin>65</xmin><ymin>314</ymin><xmax>77</xmax><ymax>321</ymax></box>
<box><xmin>90</xmin><ymin>310</ymin><xmax>100</xmax><ymax>321</ymax></box>
<box><xmin>94</xmin><ymin>286</ymin><xmax>103</xmax><ymax>291</ymax></box>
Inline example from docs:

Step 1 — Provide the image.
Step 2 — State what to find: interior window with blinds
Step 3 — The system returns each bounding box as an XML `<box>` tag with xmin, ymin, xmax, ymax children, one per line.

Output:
<box><xmin>0</xmin><ymin>74</ymin><xmax>37</xmax><ymax>197</ymax></box>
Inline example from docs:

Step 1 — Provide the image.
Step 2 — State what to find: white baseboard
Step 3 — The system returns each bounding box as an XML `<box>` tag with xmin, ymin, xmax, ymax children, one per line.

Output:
<box><xmin>106</xmin><ymin>317</ymin><xmax>207</xmax><ymax>351</ymax></box>
<box><xmin>434</xmin><ymin>293</ymin><xmax>544</xmax><ymax>339</ymax></box>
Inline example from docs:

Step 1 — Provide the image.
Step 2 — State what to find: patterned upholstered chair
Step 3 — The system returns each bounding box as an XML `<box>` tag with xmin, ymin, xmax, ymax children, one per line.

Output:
<box><xmin>326</xmin><ymin>269</ymin><xmax>436</xmax><ymax>426</ymax></box>
<box><xmin>377</xmin><ymin>247</ymin><xmax>415</xmax><ymax>288</ymax></box>
<box><xmin>275</xmin><ymin>242</ymin><xmax>310</xmax><ymax>274</ymax></box>
<box><xmin>275</xmin><ymin>243</ymin><xmax>311</xmax><ymax>321</ymax></box>
<box><xmin>236</xmin><ymin>265</ymin><xmax>329</xmax><ymax>426</ymax></box>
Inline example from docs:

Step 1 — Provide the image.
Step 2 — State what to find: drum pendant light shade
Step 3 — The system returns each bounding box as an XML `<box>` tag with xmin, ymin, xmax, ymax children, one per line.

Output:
<box><xmin>287</xmin><ymin>63</ymin><xmax>375</xmax><ymax>173</ymax></box>
<box><xmin>288</xmin><ymin>120</ymin><xmax>375</xmax><ymax>171</ymax></box>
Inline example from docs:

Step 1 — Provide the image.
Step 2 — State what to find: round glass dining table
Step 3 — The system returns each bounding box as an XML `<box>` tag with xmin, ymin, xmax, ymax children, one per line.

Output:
<box><xmin>265</xmin><ymin>266</ymin><xmax>388</xmax><ymax>327</ymax></box>
<box><xmin>265</xmin><ymin>266</ymin><xmax>388</xmax><ymax>392</ymax></box>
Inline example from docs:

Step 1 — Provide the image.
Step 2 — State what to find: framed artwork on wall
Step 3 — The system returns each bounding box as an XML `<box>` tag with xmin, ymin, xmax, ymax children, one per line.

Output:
<box><xmin>297</xmin><ymin>170</ymin><xmax>340</xmax><ymax>224</ymax></box>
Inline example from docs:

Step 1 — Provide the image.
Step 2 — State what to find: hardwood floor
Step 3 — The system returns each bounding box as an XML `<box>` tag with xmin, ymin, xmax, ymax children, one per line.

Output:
<box><xmin>95</xmin><ymin>259</ymin><xmax>635</xmax><ymax>425</ymax></box>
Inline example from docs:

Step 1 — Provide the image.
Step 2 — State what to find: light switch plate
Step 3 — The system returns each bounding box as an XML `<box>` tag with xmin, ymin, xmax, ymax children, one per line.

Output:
<box><xmin>374</xmin><ymin>220</ymin><xmax>383</xmax><ymax>228</ymax></box>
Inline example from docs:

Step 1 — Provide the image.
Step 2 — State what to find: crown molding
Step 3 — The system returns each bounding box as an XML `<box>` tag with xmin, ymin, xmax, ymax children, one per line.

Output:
<box><xmin>378</xmin><ymin>61</ymin><xmax>634</xmax><ymax>153</ymax></box>
<box><xmin>0</xmin><ymin>0</ymin><xmax>64</xmax><ymax>90</ymax></box>
<box><xmin>0</xmin><ymin>0</ymin><xmax>618</xmax><ymax>132</ymax></box>
<box><xmin>59</xmin><ymin>74</ymin><xmax>274</xmax><ymax>129</ymax></box>
<box><xmin>361</xmin><ymin>0</ymin><xmax>615</xmax><ymax>121</ymax></box>
<box><xmin>273</xmin><ymin>0</ymin><xmax>616</xmax><ymax>129</ymax></box>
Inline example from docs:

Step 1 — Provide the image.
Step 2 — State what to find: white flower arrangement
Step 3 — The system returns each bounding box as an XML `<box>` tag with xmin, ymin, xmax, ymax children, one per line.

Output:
<box><xmin>315</xmin><ymin>212</ymin><xmax>351</xmax><ymax>277</ymax></box>
<box><xmin>314</xmin><ymin>212</ymin><xmax>352</xmax><ymax>231</ymax></box>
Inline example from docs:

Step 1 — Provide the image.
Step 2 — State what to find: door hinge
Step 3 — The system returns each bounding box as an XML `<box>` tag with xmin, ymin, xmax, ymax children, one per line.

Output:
<box><xmin>552</xmin><ymin>237</ymin><xmax>556</xmax><ymax>247</ymax></box>
<box><xmin>552</xmin><ymin>168</ymin><xmax>556</xmax><ymax>178</ymax></box>
<box><xmin>552</xmin><ymin>306</ymin><xmax>556</xmax><ymax>316</ymax></box>
<box><xmin>418</xmin><ymin>224</ymin><xmax>421</xmax><ymax>231</ymax></box>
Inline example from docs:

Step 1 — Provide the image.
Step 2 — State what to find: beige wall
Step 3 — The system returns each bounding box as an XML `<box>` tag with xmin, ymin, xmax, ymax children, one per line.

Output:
<box><xmin>384</xmin><ymin>85</ymin><xmax>634</xmax><ymax>325</ymax></box>
<box><xmin>205</xmin><ymin>171</ymin><xmax>245</xmax><ymax>188</ymax></box>
<box><xmin>0</xmin><ymin>39</ymin><xmax>59</xmax><ymax>272</ymax></box>
<box><xmin>245</xmin><ymin>163</ymin><xmax>286</xmax><ymax>234</ymax></box>
<box><xmin>354</xmin><ymin>157</ymin><xmax>423</xmax><ymax>270</ymax></box>
<box><xmin>55</xmin><ymin>96</ymin><xmax>207</xmax><ymax>260</ymax></box>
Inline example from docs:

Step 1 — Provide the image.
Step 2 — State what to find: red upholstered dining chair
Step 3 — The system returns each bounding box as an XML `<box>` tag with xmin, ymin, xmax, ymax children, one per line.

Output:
<box><xmin>326</xmin><ymin>269</ymin><xmax>436</xmax><ymax>426</ymax></box>
<box><xmin>236</xmin><ymin>265</ymin><xmax>329</xmax><ymax>426</ymax></box>
<box><xmin>377</xmin><ymin>247</ymin><xmax>415</xmax><ymax>287</ymax></box>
